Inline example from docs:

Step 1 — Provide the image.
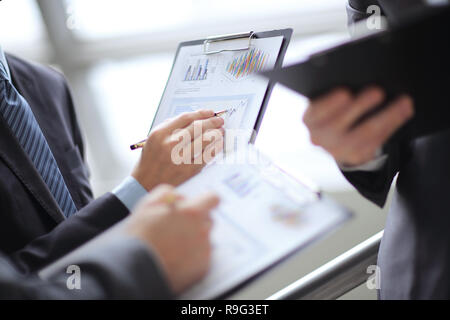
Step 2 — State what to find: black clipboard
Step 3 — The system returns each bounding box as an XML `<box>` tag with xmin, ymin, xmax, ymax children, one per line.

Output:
<box><xmin>149</xmin><ymin>29</ymin><xmax>292</xmax><ymax>143</ymax></box>
<box><xmin>262</xmin><ymin>7</ymin><xmax>450</xmax><ymax>145</ymax></box>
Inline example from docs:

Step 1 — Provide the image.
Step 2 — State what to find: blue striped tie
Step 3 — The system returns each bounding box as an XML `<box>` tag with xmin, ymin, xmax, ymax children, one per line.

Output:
<box><xmin>0</xmin><ymin>62</ymin><xmax>77</xmax><ymax>218</ymax></box>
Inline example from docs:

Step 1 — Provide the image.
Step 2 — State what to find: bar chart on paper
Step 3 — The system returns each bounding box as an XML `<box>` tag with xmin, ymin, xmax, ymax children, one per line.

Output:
<box><xmin>151</xmin><ymin>34</ymin><xmax>286</xmax><ymax>150</ymax></box>
<box><xmin>182</xmin><ymin>57</ymin><xmax>217</xmax><ymax>84</ymax></box>
<box><xmin>225</xmin><ymin>48</ymin><xmax>269</xmax><ymax>80</ymax></box>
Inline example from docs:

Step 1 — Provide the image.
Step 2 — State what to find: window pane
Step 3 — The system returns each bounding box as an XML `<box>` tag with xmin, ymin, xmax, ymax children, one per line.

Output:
<box><xmin>86</xmin><ymin>53</ymin><xmax>174</xmax><ymax>173</ymax></box>
<box><xmin>64</xmin><ymin>0</ymin><xmax>344</xmax><ymax>40</ymax></box>
<box><xmin>0</xmin><ymin>0</ymin><xmax>47</xmax><ymax>49</ymax></box>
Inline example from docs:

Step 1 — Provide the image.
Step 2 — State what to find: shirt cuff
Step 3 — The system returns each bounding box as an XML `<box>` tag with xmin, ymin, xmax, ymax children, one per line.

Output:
<box><xmin>339</xmin><ymin>149</ymin><xmax>388</xmax><ymax>172</ymax></box>
<box><xmin>112</xmin><ymin>176</ymin><xmax>148</xmax><ymax>212</ymax></box>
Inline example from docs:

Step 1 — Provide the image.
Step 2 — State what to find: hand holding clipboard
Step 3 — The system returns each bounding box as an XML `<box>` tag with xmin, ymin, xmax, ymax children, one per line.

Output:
<box><xmin>262</xmin><ymin>6</ymin><xmax>450</xmax><ymax>148</ymax></box>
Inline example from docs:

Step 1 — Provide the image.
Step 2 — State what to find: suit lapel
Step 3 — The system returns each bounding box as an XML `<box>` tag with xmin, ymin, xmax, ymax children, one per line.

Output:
<box><xmin>0</xmin><ymin>58</ymin><xmax>65</xmax><ymax>224</ymax></box>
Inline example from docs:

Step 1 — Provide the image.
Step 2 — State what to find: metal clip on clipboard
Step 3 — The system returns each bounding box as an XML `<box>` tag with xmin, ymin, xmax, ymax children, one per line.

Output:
<box><xmin>203</xmin><ymin>31</ymin><xmax>255</xmax><ymax>55</ymax></box>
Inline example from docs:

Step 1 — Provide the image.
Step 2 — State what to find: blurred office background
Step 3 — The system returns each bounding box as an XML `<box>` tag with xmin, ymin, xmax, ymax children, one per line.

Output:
<box><xmin>0</xmin><ymin>0</ymin><xmax>389</xmax><ymax>299</ymax></box>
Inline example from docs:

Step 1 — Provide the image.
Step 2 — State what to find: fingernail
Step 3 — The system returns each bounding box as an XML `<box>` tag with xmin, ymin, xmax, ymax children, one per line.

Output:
<box><xmin>399</xmin><ymin>96</ymin><xmax>414</xmax><ymax>117</ymax></box>
<box><xmin>370</xmin><ymin>88</ymin><xmax>384</xmax><ymax>101</ymax></box>
<box><xmin>336</xmin><ymin>89</ymin><xmax>352</xmax><ymax>102</ymax></box>
<box><xmin>204</xmin><ymin>110</ymin><xmax>214</xmax><ymax>116</ymax></box>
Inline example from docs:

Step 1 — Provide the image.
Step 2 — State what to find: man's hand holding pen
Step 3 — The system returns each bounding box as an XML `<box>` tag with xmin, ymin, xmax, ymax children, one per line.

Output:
<box><xmin>130</xmin><ymin>109</ymin><xmax>228</xmax><ymax>150</ymax></box>
<box><xmin>131</xmin><ymin>110</ymin><xmax>225</xmax><ymax>191</ymax></box>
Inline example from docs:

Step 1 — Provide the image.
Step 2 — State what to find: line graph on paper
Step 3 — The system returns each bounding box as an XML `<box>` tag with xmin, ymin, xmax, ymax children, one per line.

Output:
<box><xmin>170</xmin><ymin>96</ymin><xmax>250</xmax><ymax>130</ymax></box>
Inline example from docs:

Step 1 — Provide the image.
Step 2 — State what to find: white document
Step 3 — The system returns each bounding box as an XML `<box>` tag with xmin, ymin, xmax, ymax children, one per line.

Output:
<box><xmin>152</xmin><ymin>36</ymin><xmax>284</xmax><ymax>144</ymax></box>
<box><xmin>177</xmin><ymin>147</ymin><xmax>351</xmax><ymax>299</ymax></box>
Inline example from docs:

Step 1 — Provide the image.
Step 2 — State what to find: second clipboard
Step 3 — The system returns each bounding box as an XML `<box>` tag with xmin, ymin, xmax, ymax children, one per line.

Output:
<box><xmin>262</xmin><ymin>7</ymin><xmax>450</xmax><ymax>144</ymax></box>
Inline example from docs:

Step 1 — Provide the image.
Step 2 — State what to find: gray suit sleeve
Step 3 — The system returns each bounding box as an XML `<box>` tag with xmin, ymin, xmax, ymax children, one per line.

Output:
<box><xmin>0</xmin><ymin>233</ymin><xmax>174</xmax><ymax>299</ymax></box>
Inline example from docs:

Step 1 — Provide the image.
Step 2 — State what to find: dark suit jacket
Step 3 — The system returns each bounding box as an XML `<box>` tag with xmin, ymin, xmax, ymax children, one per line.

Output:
<box><xmin>0</xmin><ymin>232</ymin><xmax>173</xmax><ymax>299</ymax></box>
<box><xmin>344</xmin><ymin>0</ymin><xmax>450</xmax><ymax>299</ymax></box>
<box><xmin>0</xmin><ymin>54</ymin><xmax>129</xmax><ymax>273</ymax></box>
